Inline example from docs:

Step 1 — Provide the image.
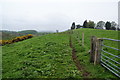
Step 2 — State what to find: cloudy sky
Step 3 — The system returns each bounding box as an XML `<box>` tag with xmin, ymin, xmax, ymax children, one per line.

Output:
<box><xmin>0</xmin><ymin>0</ymin><xmax>119</xmax><ymax>32</ymax></box>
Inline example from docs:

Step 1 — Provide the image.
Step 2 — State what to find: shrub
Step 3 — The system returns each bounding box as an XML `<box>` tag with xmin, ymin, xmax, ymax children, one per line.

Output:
<box><xmin>0</xmin><ymin>34</ymin><xmax>33</xmax><ymax>46</ymax></box>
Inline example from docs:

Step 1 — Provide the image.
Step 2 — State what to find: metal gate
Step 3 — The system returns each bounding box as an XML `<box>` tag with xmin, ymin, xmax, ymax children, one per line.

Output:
<box><xmin>100</xmin><ymin>38</ymin><xmax>120</xmax><ymax>78</ymax></box>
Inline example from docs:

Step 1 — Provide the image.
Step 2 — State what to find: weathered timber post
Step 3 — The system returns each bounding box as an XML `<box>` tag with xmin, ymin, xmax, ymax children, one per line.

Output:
<box><xmin>82</xmin><ymin>32</ymin><xmax>84</xmax><ymax>47</ymax></box>
<box><xmin>94</xmin><ymin>38</ymin><xmax>102</xmax><ymax>65</ymax></box>
<box><xmin>90</xmin><ymin>36</ymin><xmax>97</xmax><ymax>63</ymax></box>
<box><xmin>94</xmin><ymin>38</ymin><xmax>98</xmax><ymax>65</ymax></box>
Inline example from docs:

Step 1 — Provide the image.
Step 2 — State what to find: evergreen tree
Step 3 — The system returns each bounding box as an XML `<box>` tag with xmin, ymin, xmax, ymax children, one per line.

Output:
<box><xmin>105</xmin><ymin>21</ymin><xmax>111</xmax><ymax>30</ymax></box>
<box><xmin>71</xmin><ymin>22</ymin><xmax>76</xmax><ymax>30</ymax></box>
<box><xmin>83</xmin><ymin>20</ymin><xmax>88</xmax><ymax>28</ymax></box>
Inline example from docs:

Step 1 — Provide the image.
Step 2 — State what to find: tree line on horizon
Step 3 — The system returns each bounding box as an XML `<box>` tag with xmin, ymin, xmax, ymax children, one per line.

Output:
<box><xmin>71</xmin><ymin>20</ymin><xmax>120</xmax><ymax>31</ymax></box>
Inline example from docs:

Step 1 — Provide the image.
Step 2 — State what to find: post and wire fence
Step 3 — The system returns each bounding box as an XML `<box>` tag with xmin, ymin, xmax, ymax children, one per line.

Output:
<box><xmin>69</xmin><ymin>30</ymin><xmax>120</xmax><ymax>78</ymax></box>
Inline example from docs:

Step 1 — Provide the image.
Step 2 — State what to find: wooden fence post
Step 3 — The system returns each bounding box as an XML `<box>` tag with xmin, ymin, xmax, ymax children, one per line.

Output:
<box><xmin>94</xmin><ymin>38</ymin><xmax>102</xmax><ymax>65</ymax></box>
<box><xmin>82</xmin><ymin>32</ymin><xmax>84</xmax><ymax>47</ymax></box>
<box><xmin>90</xmin><ymin>36</ymin><xmax>102</xmax><ymax>64</ymax></box>
<box><xmin>90</xmin><ymin>36</ymin><xmax>96</xmax><ymax>63</ymax></box>
<box><xmin>94</xmin><ymin>38</ymin><xmax>98</xmax><ymax>65</ymax></box>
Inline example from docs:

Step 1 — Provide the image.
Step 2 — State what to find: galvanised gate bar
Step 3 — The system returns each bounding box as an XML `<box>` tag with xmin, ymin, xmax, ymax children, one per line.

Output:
<box><xmin>100</xmin><ymin>38</ymin><xmax>120</xmax><ymax>78</ymax></box>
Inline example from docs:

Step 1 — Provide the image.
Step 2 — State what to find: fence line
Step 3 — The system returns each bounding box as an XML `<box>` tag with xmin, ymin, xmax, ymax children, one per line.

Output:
<box><xmin>70</xmin><ymin>30</ymin><xmax>120</xmax><ymax>78</ymax></box>
<box><xmin>90</xmin><ymin>36</ymin><xmax>120</xmax><ymax>78</ymax></box>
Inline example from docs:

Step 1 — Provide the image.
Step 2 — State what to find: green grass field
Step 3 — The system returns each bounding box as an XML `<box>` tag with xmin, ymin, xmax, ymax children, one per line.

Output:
<box><xmin>71</xmin><ymin>28</ymin><xmax>119</xmax><ymax>78</ymax></box>
<box><xmin>1</xmin><ymin>28</ymin><xmax>119</xmax><ymax>79</ymax></box>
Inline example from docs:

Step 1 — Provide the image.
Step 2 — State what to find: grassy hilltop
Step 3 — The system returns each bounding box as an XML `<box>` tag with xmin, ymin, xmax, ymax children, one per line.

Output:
<box><xmin>2</xmin><ymin>28</ymin><xmax>119</xmax><ymax>78</ymax></box>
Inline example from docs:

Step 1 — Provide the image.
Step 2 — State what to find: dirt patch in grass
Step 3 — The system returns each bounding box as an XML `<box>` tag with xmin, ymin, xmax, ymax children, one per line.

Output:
<box><xmin>69</xmin><ymin>35</ymin><xmax>90</xmax><ymax>78</ymax></box>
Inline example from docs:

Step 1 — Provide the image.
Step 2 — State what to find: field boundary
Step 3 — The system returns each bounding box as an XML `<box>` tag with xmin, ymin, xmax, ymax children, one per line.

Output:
<box><xmin>69</xmin><ymin>29</ymin><xmax>120</xmax><ymax>78</ymax></box>
<box><xmin>69</xmin><ymin>31</ymin><xmax>90</xmax><ymax>78</ymax></box>
<box><xmin>90</xmin><ymin>36</ymin><xmax>120</xmax><ymax>78</ymax></box>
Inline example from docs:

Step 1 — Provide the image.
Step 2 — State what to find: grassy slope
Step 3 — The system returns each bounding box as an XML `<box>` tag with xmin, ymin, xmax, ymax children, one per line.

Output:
<box><xmin>71</xmin><ymin>28</ymin><xmax>119</xmax><ymax>78</ymax></box>
<box><xmin>2</xmin><ymin>32</ymin><xmax>81</xmax><ymax>78</ymax></box>
<box><xmin>2</xmin><ymin>29</ymin><xmax>119</xmax><ymax>78</ymax></box>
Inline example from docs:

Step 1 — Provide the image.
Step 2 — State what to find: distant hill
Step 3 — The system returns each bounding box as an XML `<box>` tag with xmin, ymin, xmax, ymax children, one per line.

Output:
<box><xmin>0</xmin><ymin>30</ymin><xmax>53</xmax><ymax>40</ymax></box>
<box><xmin>18</xmin><ymin>30</ymin><xmax>38</xmax><ymax>35</ymax></box>
<box><xmin>0</xmin><ymin>30</ymin><xmax>20</xmax><ymax>40</ymax></box>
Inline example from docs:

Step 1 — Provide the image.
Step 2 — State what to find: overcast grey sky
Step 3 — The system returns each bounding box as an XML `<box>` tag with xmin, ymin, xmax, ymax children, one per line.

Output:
<box><xmin>0</xmin><ymin>0</ymin><xmax>119</xmax><ymax>32</ymax></box>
